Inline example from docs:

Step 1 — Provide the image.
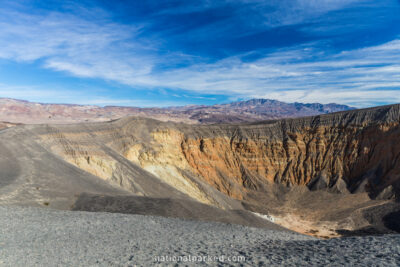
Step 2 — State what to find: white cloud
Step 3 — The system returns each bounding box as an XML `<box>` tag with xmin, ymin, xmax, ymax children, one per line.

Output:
<box><xmin>0</xmin><ymin>83</ymin><xmax>87</xmax><ymax>103</ymax></box>
<box><xmin>0</xmin><ymin>8</ymin><xmax>156</xmax><ymax>80</ymax></box>
<box><xmin>234</xmin><ymin>0</ymin><xmax>367</xmax><ymax>27</ymax></box>
<box><xmin>131</xmin><ymin>39</ymin><xmax>400</xmax><ymax>107</ymax></box>
<box><xmin>262</xmin><ymin>89</ymin><xmax>400</xmax><ymax>107</ymax></box>
<box><xmin>0</xmin><ymin>3</ymin><xmax>399</xmax><ymax>107</ymax></box>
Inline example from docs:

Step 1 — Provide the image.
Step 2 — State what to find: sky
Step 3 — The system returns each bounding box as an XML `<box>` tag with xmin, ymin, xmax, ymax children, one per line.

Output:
<box><xmin>0</xmin><ymin>0</ymin><xmax>400</xmax><ymax>107</ymax></box>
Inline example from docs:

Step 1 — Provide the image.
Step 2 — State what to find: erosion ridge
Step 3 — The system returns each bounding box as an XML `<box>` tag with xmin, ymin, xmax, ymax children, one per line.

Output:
<box><xmin>0</xmin><ymin>104</ymin><xmax>399</xmax><ymax>237</ymax></box>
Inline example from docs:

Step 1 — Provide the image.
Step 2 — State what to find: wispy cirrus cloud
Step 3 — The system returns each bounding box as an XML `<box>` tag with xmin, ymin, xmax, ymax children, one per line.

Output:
<box><xmin>0</xmin><ymin>3</ymin><xmax>169</xmax><ymax>86</ymax></box>
<box><xmin>153</xmin><ymin>0</ymin><xmax>365</xmax><ymax>26</ymax></box>
<box><xmin>0</xmin><ymin>0</ymin><xmax>399</xmax><ymax>107</ymax></box>
<box><xmin>237</xmin><ymin>0</ymin><xmax>367</xmax><ymax>27</ymax></box>
<box><xmin>122</xmin><ymin>39</ymin><xmax>400</xmax><ymax>106</ymax></box>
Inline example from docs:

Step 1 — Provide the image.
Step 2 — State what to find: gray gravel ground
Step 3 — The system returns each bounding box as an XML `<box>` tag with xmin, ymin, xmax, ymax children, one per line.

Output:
<box><xmin>0</xmin><ymin>206</ymin><xmax>399</xmax><ymax>266</ymax></box>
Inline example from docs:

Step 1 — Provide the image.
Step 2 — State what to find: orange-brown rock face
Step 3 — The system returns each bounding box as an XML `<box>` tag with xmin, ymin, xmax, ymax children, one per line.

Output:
<box><xmin>30</xmin><ymin>104</ymin><xmax>400</xmax><ymax>236</ymax></box>
<box><xmin>140</xmin><ymin>104</ymin><xmax>399</xmax><ymax>202</ymax></box>
<box><xmin>177</xmin><ymin>122</ymin><xmax>399</xmax><ymax>200</ymax></box>
<box><xmin>36</xmin><ymin>104</ymin><xmax>400</xmax><ymax>202</ymax></box>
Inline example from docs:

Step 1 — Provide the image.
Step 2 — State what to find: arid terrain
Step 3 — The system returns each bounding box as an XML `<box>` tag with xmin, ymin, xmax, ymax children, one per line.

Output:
<box><xmin>0</xmin><ymin>101</ymin><xmax>399</xmax><ymax>239</ymax></box>
<box><xmin>2</xmin><ymin>0</ymin><xmax>399</xmax><ymax>265</ymax></box>
<box><xmin>0</xmin><ymin>98</ymin><xmax>353</xmax><ymax>124</ymax></box>
<box><xmin>1</xmin><ymin>100</ymin><xmax>400</xmax><ymax>265</ymax></box>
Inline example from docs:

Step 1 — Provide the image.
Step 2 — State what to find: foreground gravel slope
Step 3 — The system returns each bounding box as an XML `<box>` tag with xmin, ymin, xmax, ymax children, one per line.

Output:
<box><xmin>0</xmin><ymin>206</ymin><xmax>399</xmax><ymax>266</ymax></box>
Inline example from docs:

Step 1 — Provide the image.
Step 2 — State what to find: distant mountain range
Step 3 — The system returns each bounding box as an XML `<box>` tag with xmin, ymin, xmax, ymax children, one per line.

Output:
<box><xmin>0</xmin><ymin>98</ymin><xmax>354</xmax><ymax>124</ymax></box>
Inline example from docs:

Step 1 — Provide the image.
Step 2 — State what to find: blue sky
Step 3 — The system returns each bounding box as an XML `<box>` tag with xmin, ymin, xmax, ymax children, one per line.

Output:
<box><xmin>0</xmin><ymin>0</ymin><xmax>400</xmax><ymax>107</ymax></box>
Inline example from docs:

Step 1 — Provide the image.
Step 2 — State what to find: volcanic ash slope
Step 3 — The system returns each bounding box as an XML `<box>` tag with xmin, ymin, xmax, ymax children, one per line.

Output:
<box><xmin>1</xmin><ymin>206</ymin><xmax>399</xmax><ymax>266</ymax></box>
